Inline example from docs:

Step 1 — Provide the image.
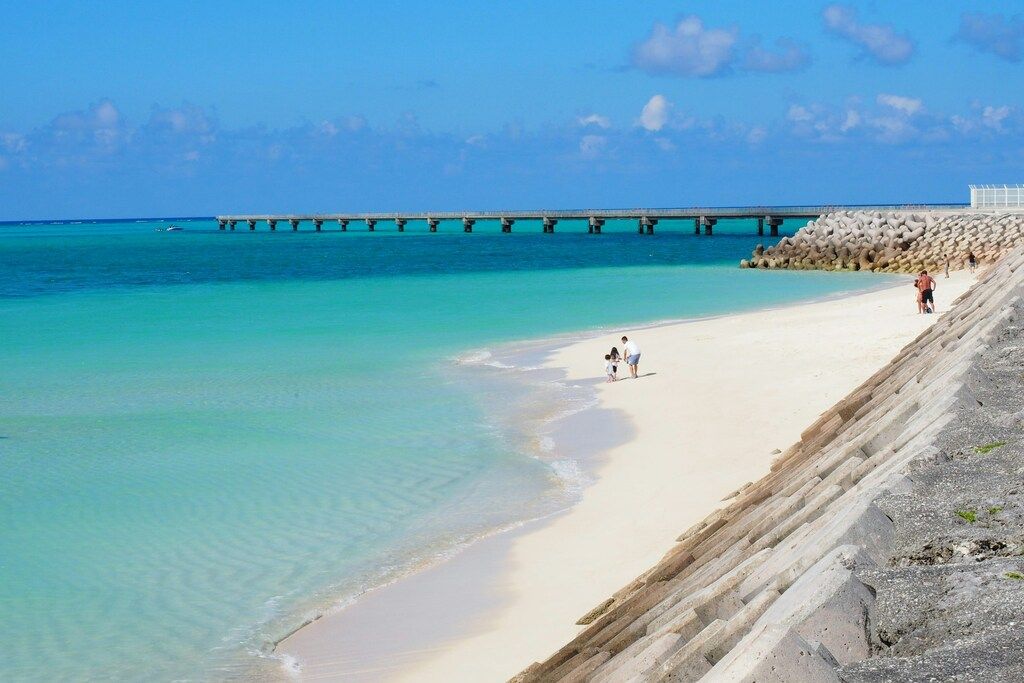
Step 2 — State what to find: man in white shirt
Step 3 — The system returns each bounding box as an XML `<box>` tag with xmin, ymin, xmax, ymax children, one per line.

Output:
<box><xmin>621</xmin><ymin>335</ymin><xmax>641</xmax><ymax>379</ymax></box>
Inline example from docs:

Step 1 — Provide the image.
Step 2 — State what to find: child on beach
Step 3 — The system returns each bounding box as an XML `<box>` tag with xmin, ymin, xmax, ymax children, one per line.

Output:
<box><xmin>605</xmin><ymin>354</ymin><xmax>616</xmax><ymax>382</ymax></box>
<box><xmin>609</xmin><ymin>346</ymin><xmax>621</xmax><ymax>379</ymax></box>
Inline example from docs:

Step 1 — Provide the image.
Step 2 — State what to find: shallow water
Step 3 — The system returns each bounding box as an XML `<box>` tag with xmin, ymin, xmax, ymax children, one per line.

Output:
<box><xmin>0</xmin><ymin>218</ymin><xmax>890</xmax><ymax>680</ymax></box>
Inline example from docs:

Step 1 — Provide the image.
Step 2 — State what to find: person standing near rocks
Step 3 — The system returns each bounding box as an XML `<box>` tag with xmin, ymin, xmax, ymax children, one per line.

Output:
<box><xmin>915</xmin><ymin>270</ymin><xmax>937</xmax><ymax>314</ymax></box>
<box><xmin>968</xmin><ymin>252</ymin><xmax>977</xmax><ymax>274</ymax></box>
<box><xmin>621</xmin><ymin>335</ymin><xmax>641</xmax><ymax>379</ymax></box>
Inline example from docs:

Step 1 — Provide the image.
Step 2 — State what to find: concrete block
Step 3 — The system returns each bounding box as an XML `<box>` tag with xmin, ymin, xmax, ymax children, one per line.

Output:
<box><xmin>750</xmin><ymin>544</ymin><xmax>876</xmax><ymax>665</ymax></box>
<box><xmin>703</xmin><ymin>624</ymin><xmax>842</xmax><ymax>682</ymax></box>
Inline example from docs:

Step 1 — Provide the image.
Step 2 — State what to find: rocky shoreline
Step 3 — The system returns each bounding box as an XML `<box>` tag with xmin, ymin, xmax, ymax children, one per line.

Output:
<box><xmin>742</xmin><ymin>210</ymin><xmax>1024</xmax><ymax>273</ymax></box>
<box><xmin>513</xmin><ymin>248</ymin><xmax>1024</xmax><ymax>682</ymax></box>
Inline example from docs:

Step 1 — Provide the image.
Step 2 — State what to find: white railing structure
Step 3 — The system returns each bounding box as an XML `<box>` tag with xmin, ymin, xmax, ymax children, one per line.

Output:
<box><xmin>970</xmin><ymin>184</ymin><xmax>1024</xmax><ymax>208</ymax></box>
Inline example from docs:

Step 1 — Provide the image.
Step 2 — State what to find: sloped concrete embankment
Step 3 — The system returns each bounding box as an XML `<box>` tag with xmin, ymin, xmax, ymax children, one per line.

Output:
<box><xmin>513</xmin><ymin>248</ymin><xmax>1024</xmax><ymax>682</ymax></box>
<box><xmin>741</xmin><ymin>211</ymin><xmax>1024</xmax><ymax>273</ymax></box>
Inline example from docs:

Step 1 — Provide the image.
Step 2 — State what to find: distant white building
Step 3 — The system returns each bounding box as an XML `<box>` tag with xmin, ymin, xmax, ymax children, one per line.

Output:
<box><xmin>970</xmin><ymin>184</ymin><xmax>1024</xmax><ymax>208</ymax></box>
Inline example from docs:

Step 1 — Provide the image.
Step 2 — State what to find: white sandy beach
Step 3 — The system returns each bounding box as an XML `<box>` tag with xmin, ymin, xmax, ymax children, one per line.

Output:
<box><xmin>279</xmin><ymin>271</ymin><xmax>974</xmax><ymax>682</ymax></box>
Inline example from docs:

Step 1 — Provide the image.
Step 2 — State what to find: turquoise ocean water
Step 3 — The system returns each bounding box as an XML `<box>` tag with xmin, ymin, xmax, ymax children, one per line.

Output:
<box><xmin>0</xmin><ymin>218</ymin><xmax>890</xmax><ymax>681</ymax></box>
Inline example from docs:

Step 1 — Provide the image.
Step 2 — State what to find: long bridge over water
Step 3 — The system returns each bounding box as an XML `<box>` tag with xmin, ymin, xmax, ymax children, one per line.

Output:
<box><xmin>216</xmin><ymin>204</ymin><xmax>967</xmax><ymax>236</ymax></box>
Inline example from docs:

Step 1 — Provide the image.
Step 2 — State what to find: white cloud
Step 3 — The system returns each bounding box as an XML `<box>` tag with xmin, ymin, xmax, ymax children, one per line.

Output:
<box><xmin>577</xmin><ymin>113</ymin><xmax>611</xmax><ymax>129</ymax></box>
<box><xmin>868</xmin><ymin>116</ymin><xmax>914</xmax><ymax>144</ymax></box>
<box><xmin>639</xmin><ymin>95</ymin><xmax>671</xmax><ymax>131</ymax></box>
<box><xmin>1</xmin><ymin>133</ymin><xmax>27</xmax><ymax>153</ymax></box>
<box><xmin>632</xmin><ymin>16</ymin><xmax>737</xmax><ymax>77</ymax></box>
<box><xmin>579</xmin><ymin>134</ymin><xmax>607</xmax><ymax>158</ymax></box>
<box><xmin>743</xmin><ymin>38</ymin><xmax>811</xmax><ymax>72</ymax></box>
<box><xmin>982</xmin><ymin>105</ymin><xmax>1011</xmax><ymax>129</ymax></box>
<box><xmin>840</xmin><ymin>110</ymin><xmax>861</xmax><ymax>132</ymax></box>
<box><xmin>632</xmin><ymin>16</ymin><xmax>809</xmax><ymax>78</ymax></box>
<box><xmin>47</xmin><ymin>99</ymin><xmax>129</xmax><ymax>153</ymax></box>
<box><xmin>655</xmin><ymin>137</ymin><xmax>676</xmax><ymax>151</ymax></box>
<box><xmin>956</xmin><ymin>13</ymin><xmax>1024</xmax><ymax>62</ymax></box>
<box><xmin>746</xmin><ymin>126</ymin><xmax>767</xmax><ymax>144</ymax></box>
<box><xmin>823</xmin><ymin>4</ymin><xmax>914</xmax><ymax>65</ymax></box>
<box><xmin>786</xmin><ymin>105</ymin><xmax>814</xmax><ymax>123</ymax></box>
<box><xmin>877</xmin><ymin>94</ymin><xmax>922</xmax><ymax>116</ymax></box>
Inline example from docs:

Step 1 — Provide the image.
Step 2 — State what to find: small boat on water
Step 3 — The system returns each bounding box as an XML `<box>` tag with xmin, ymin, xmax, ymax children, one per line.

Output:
<box><xmin>158</xmin><ymin>225</ymin><xmax>184</xmax><ymax>232</ymax></box>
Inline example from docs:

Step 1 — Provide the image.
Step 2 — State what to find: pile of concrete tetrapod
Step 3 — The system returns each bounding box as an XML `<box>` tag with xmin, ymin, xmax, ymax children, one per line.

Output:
<box><xmin>741</xmin><ymin>211</ymin><xmax>1024</xmax><ymax>273</ymax></box>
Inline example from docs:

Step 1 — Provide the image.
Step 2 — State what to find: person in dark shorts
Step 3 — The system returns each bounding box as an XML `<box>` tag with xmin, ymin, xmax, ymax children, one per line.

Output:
<box><xmin>915</xmin><ymin>270</ymin><xmax>936</xmax><ymax>314</ymax></box>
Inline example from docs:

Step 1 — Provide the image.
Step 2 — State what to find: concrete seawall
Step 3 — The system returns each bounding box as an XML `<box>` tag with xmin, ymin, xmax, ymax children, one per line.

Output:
<box><xmin>514</xmin><ymin>248</ymin><xmax>1024</xmax><ymax>682</ymax></box>
<box><xmin>742</xmin><ymin>211</ymin><xmax>1024</xmax><ymax>272</ymax></box>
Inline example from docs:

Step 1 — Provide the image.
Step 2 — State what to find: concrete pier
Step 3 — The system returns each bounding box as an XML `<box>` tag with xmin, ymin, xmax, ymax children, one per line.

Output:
<box><xmin>216</xmin><ymin>204</ymin><xmax>965</xmax><ymax>235</ymax></box>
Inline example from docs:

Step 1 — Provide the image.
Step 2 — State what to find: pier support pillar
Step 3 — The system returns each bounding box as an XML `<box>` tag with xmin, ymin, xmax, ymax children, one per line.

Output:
<box><xmin>267</xmin><ymin>220</ymin><xmax>276</xmax><ymax>231</ymax></box>
<box><xmin>313</xmin><ymin>219</ymin><xmax>323</xmax><ymax>232</ymax></box>
<box><xmin>338</xmin><ymin>219</ymin><xmax>348</xmax><ymax>231</ymax></box>
<box><xmin>228</xmin><ymin>220</ymin><xmax>237</xmax><ymax>231</ymax></box>
<box><xmin>694</xmin><ymin>218</ymin><xmax>701</xmax><ymax>235</ymax></box>
<box><xmin>543</xmin><ymin>218</ymin><xmax>557</xmax><ymax>233</ymax></box>
<box><xmin>218</xmin><ymin>220</ymin><xmax>226</xmax><ymax>230</ymax></box>
<box><xmin>366</xmin><ymin>219</ymin><xmax>376</xmax><ymax>232</ymax></box>
<box><xmin>757</xmin><ymin>217</ymin><xmax>764</xmax><ymax>236</ymax></box>
<box><xmin>396</xmin><ymin>219</ymin><xmax>406</xmax><ymax>232</ymax></box>
<box><xmin>246</xmin><ymin>219</ymin><xmax>256</xmax><ymax>231</ymax></box>
<box><xmin>589</xmin><ymin>217</ymin><xmax>605</xmax><ymax>234</ymax></box>
<box><xmin>289</xmin><ymin>219</ymin><xmax>299</xmax><ymax>232</ymax></box>
<box><xmin>427</xmin><ymin>218</ymin><xmax>438</xmax><ymax>232</ymax></box>
<box><xmin>639</xmin><ymin>217</ymin><xmax>657</xmax><ymax>235</ymax></box>
<box><xmin>766</xmin><ymin>216</ymin><xmax>783</xmax><ymax>237</ymax></box>
<box><xmin>501</xmin><ymin>218</ymin><xmax>514</xmax><ymax>233</ymax></box>
<box><xmin>701</xmin><ymin>217</ymin><xmax>717</xmax><ymax>235</ymax></box>
<box><xmin>463</xmin><ymin>218</ymin><xmax>475</xmax><ymax>233</ymax></box>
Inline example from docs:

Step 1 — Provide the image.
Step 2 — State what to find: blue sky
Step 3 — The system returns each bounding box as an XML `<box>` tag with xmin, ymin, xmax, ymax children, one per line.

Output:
<box><xmin>1</xmin><ymin>1</ymin><xmax>1023</xmax><ymax>219</ymax></box>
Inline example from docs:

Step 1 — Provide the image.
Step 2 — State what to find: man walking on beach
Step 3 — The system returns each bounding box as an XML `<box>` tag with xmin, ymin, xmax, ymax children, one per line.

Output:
<box><xmin>915</xmin><ymin>270</ymin><xmax>936</xmax><ymax>314</ymax></box>
<box><xmin>621</xmin><ymin>335</ymin><xmax>641</xmax><ymax>379</ymax></box>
